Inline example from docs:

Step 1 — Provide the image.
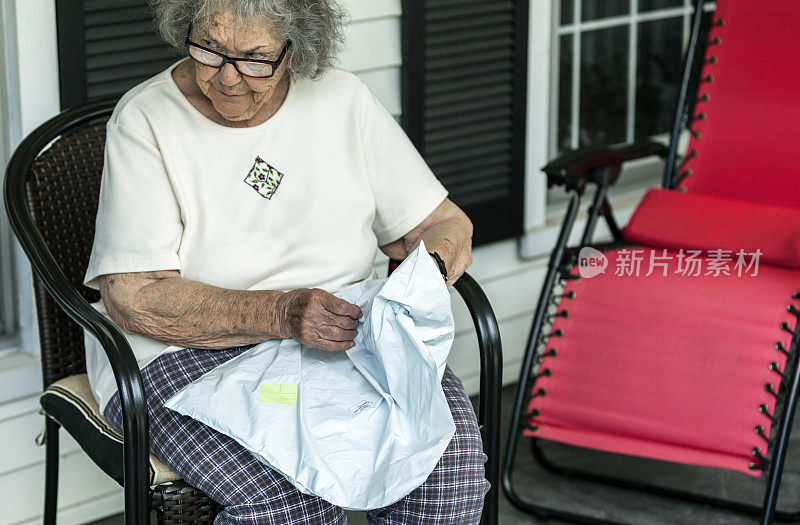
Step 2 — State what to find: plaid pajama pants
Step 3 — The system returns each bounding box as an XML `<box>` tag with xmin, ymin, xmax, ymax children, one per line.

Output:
<box><xmin>104</xmin><ymin>346</ymin><xmax>489</xmax><ymax>524</ymax></box>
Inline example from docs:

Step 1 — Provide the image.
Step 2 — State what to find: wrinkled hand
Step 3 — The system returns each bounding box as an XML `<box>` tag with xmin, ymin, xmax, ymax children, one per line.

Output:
<box><xmin>277</xmin><ymin>288</ymin><xmax>363</xmax><ymax>351</ymax></box>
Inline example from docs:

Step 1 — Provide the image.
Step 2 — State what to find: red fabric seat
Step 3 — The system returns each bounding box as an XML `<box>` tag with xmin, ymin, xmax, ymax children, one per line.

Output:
<box><xmin>525</xmin><ymin>248</ymin><xmax>798</xmax><ymax>475</ymax></box>
<box><xmin>623</xmin><ymin>188</ymin><xmax>800</xmax><ymax>269</ymax></box>
<box><xmin>678</xmin><ymin>5</ymin><xmax>800</xmax><ymax>208</ymax></box>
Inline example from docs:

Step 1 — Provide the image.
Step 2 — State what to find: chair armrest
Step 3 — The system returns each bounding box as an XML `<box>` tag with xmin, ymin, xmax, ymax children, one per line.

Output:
<box><xmin>5</xmin><ymin>151</ymin><xmax>151</xmax><ymax>516</ymax></box>
<box><xmin>453</xmin><ymin>272</ymin><xmax>502</xmax><ymax>525</ymax></box>
<box><xmin>544</xmin><ymin>141</ymin><xmax>668</xmax><ymax>193</ymax></box>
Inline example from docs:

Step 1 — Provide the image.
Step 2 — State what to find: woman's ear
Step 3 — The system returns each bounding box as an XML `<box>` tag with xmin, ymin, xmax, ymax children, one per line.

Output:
<box><xmin>285</xmin><ymin>47</ymin><xmax>297</xmax><ymax>75</ymax></box>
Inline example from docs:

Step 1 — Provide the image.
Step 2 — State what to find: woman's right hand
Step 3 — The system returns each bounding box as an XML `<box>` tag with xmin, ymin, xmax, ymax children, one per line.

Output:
<box><xmin>277</xmin><ymin>288</ymin><xmax>363</xmax><ymax>351</ymax></box>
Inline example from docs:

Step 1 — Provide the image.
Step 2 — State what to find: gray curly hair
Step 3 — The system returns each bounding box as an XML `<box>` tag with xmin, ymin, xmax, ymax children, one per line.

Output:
<box><xmin>150</xmin><ymin>0</ymin><xmax>348</xmax><ymax>79</ymax></box>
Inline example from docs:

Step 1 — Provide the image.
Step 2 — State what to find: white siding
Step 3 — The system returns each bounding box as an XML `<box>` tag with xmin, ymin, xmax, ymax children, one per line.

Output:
<box><xmin>0</xmin><ymin>0</ymin><xmax>547</xmax><ymax>522</ymax></box>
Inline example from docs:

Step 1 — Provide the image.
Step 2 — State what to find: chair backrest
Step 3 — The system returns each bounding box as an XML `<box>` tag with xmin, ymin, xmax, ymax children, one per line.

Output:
<box><xmin>680</xmin><ymin>1</ymin><xmax>800</xmax><ymax>209</ymax></box>
<box><xmin>4</xmin><ymin>101</ymin><xmax>115</xmax><ymax>387</ymax></box>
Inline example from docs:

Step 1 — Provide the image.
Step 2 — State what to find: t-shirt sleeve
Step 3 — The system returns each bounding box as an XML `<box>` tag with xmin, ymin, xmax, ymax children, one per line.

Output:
<box><xmin>84</xmin><ymin>121</ymin><xmax>183</xmax><ymax>290</ymax></box>
<box><xmin>359</xmin><ymin>84</ymin><xmax>448</xmax><ymax>246</ymax></box>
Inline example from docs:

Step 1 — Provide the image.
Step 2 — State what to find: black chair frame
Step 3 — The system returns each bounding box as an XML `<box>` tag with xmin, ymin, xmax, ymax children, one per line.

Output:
<box><xmin>501</xmin><ymin>1</ymin><xmax>800</xmax><ymax>524</ymax></box>
<box><xmin>4</xmin><ymin>99</ymin><xmax>503</xmax><ymax>525</ymax></box>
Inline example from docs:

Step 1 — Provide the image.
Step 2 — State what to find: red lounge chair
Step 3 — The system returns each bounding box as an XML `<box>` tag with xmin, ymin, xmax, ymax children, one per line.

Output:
<box><xmin>503</xmin><ymin>1</ymin><xmax>800</xmax><ymax>524</ymax></box>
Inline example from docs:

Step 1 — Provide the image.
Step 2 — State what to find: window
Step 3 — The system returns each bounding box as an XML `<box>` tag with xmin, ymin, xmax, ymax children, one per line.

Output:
<box><xmin>547</xmin><ymin>1</ymin><xmax>716</xmax><ymax>207</ymax></box>
<box><xmin>520</xmin><ymin>1</ymin><xmax>715</xmax><ymax>257</ymax></box>
<box><xmin>554</xmin><ymin>0</ymin><xmax>692</xmax><ymax>156</ymax></box>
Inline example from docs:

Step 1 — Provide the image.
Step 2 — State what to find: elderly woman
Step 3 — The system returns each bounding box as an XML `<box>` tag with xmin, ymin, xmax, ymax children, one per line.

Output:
<box><xmin>84</xmin><ymin>0</ymin><xmax>485</xmax><ymax>523</ymax></box>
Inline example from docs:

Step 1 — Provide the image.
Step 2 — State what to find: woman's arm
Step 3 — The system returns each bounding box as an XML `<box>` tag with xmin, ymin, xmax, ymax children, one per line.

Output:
<box><xmin>379</xmin><ymin>198</ymin><xmax>473</xmax><ymax>285</ymax></box>
<box><xmin>98</xmin><ymin>271</ymin><xmax>362</xmax><ymax>351</ymax></box>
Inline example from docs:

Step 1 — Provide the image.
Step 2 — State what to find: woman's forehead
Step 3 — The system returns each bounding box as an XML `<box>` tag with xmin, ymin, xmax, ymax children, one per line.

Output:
<box><xmin>204</xmin><ymin>10</ymin><xmax>281</xmax><ymax>50</ymax></box>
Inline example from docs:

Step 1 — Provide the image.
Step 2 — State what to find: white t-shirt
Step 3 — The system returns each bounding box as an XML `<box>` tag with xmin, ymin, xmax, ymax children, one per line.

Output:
<box><xmin>83</xmin><ymin>61</ymin><xmax>448</xmax><ymax>413</ymax></box>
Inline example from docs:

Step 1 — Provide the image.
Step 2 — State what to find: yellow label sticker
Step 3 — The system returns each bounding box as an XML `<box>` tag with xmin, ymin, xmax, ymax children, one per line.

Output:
<box><xmin>258</xmin><ymin>383</ymin><xmax>297</xmax><ymax>406</ymax></box>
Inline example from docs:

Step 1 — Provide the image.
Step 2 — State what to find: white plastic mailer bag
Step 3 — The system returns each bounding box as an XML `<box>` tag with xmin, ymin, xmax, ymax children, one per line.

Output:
<box><xmin>164</xmin><ymin>242</ymin><xmax>456</xmax><ymax>510</ymax></box>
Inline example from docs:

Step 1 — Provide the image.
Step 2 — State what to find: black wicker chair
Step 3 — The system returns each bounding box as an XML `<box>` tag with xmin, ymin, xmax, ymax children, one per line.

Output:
<box><xmin>3</xmin><ymin>98</ymin><xmax>503</xmax><ymax>525</ymax></box>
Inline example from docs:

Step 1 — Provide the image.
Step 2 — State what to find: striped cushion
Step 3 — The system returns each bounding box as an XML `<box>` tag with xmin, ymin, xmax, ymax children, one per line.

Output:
<box><xmin>40</xmin><ymin>374</ymin><xmax>179</xmax><ymax>486</ymax></box>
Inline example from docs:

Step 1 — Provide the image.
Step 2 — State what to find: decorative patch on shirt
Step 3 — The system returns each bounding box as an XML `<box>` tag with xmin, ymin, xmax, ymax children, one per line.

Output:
<box><xmin>258</xmin><ymin>382</ymin><xmax>297</xmax><ymax>406</ymax></box>
<box><xmin>244</xmin><ymin>157</ymin><xmax>284</xmax><ymax>199</ymax></box>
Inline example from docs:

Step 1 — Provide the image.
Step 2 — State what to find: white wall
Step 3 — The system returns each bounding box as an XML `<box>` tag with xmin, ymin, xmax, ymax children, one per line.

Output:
<box><xmin>0</xmin><ymin>1</ymin><xmax>551</xmax><ymax>522</ymax></box>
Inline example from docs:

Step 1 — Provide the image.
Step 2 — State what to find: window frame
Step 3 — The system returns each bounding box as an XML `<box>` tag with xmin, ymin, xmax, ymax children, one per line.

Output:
<box><xmin>552</xmin><ymin>0</ymin><xmax>695</xmax><ymax>157</ymax></box>
<box><xmin>520</xmin><ymin>0</ymin><xmax>712</xmax><ymax>258</ymax></box>
<box><xmin>0</xmin><ymin>0</ymin><xmax>20</xmax><ymax>355</ymax></box>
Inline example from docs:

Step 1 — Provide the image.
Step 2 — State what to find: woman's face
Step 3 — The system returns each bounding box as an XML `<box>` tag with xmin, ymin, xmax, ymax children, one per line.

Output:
<box><xmin>191</xmin><ymin>11</ymin><xmax>289</xmax><ymax>123</ymax></box>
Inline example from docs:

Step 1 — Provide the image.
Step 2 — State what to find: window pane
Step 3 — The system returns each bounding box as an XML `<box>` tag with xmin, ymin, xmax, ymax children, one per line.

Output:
<box><xmin>580</xmin><ymin>26</ymin><xmax>629</xmax><ymax>146</ymax></box>
<box><xmin>558</xmin><ymin>34</ymin><xmax>573</xmax><ymax>153</ymax></box>
<box><xmin>635</xmin><ymin>16</ymin><xmax>683</xmax><ymax>139</ymax></box>
<box><xmin>561</xmin><ymin>0</ymin><xmax>575</xmax><ymax>25</ymax></box>
<box><xmin>639</xmin><ymin>0</ymin><xmax>682</xmax><ymax>11</ymax></box>
<box><xmin>581</xmin><ymin>0</ymin><xmax>629</xmax><ymax>21</ymax></box>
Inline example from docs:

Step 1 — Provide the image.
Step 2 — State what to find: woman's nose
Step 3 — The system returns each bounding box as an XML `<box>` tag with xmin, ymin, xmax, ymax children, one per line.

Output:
<box><xmin>217</xmin><ymin>62</ymin><xmax>241</xmax><ymax>85</ymax></box>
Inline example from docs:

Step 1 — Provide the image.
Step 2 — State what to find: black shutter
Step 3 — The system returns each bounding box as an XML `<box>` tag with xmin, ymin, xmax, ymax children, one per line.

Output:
<box><xmin>56</xmin><ymin>0</ymin><xmax>179</xmax><ymax>109</ymax></box>
<box><xmin>401</xmin><ymin>0</ymin><xmax>528</xmax><ymax>246</ymax></box>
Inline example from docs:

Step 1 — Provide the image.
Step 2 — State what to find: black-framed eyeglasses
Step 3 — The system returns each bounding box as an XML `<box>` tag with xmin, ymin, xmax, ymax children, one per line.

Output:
<box><xmin>186</xmin><ymin>37</ymin><xmax>291</xmax><ymax>79</ymax></box>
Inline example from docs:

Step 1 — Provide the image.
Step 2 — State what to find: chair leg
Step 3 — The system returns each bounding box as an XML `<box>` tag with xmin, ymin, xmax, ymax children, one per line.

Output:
<box><xmin>760</xmin><ymin>341</ymin><xmax>800</xmax><ymax>525</ymax></box>
<box><xmin>44</xmin><ymin>417</ymin><xmax>60</xmax><ymax>525</ymax></box>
